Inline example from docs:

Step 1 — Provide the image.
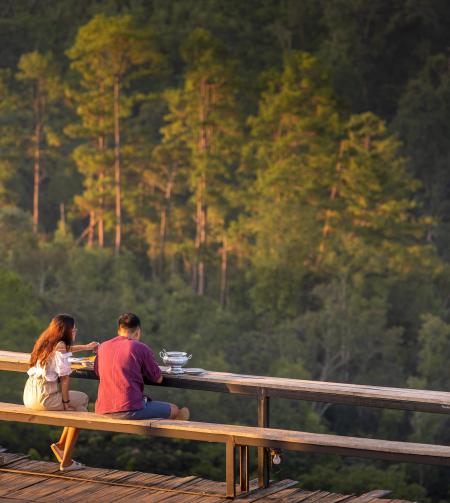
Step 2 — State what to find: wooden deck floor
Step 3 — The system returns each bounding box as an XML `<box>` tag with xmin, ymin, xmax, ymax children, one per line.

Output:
<box><xmin>0</xmin><ymin>452</ymin><xmax>414</xmax><ymax>502</ymax></box>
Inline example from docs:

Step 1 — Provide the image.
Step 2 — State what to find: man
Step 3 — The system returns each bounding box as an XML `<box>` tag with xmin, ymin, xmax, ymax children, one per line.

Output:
<box><xmin>94</xmin><ymin>312</ymin><xmax>189</xmax><ymax>420</ymax></box>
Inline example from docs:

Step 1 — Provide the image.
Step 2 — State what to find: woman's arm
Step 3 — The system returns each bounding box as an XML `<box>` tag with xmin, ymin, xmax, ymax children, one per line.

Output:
<box><xmin>59</xmin><ymin>376</ymin><xmax>74</xmax><ymax>410</ymax></box>
<box><xmin>71</xmin><ymin>342</ymin><xmax>99</xmax><ymax>353</ymax></box>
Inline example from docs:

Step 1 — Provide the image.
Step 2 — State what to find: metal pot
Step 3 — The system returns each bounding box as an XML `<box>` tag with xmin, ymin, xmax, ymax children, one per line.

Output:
<box><xmin>159</xmin><ymin>349</ymin><xmax>192</xmax><ymax>373</ymax></box>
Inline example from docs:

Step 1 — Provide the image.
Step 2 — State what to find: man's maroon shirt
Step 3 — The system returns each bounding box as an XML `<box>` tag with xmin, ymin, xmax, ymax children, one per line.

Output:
<box><xmin>94</xmin><ymin>335</ymin><xmax>162</xmax><ymax>414</ymax></box>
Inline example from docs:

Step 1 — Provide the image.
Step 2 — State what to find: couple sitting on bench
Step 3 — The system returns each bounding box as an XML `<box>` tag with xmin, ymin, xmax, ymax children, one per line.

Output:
<box><xmin>23</xmin><ymin>312</ymin><xmax>189</xmax><ymax>472</ymax></box>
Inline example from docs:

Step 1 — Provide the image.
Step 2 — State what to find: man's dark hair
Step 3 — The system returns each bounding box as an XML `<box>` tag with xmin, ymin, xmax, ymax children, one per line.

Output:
<box><xmin>118</xmin><ymin>312</ymin><xmax>141</xmax><ymax>331</ymax></box>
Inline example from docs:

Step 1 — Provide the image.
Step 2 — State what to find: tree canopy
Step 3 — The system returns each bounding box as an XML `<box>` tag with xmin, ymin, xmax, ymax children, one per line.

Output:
<box><xmin>0</xmin><ymin>1</ymin><xmax>449</xmax><ymax>501</ymax></box>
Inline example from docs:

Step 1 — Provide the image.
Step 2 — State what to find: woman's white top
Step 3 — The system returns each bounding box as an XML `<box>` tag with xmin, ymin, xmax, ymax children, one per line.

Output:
<box><xmin>27</xmin><ymin>350</ymin><xmax>73</xmax><ymax>382</ymax></box>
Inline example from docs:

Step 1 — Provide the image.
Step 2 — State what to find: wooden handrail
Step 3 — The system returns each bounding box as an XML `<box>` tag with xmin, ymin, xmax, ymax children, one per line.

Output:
<box><xmin>1</xmin><ymin>350</ymin><xmax>449</xmax><ymax>414</ymax></box>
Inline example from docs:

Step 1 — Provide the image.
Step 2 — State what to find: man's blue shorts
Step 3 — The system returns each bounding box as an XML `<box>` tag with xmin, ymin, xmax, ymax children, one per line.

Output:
<box><xmin>106</xmin><ymin>398</ymin><xmax>171</xmax><ymax>420</ymax></box>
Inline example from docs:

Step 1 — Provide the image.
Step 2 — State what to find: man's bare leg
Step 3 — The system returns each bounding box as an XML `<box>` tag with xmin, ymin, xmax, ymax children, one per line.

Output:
<box><xmin>168</xmin><ymin>404</ymin><xmax>190</xmax><ymax>420</ymax></box>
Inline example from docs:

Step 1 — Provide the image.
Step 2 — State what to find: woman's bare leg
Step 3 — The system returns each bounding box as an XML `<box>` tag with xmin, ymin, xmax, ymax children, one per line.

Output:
<box><xmin>60</xmin><ymin>427</ymin><xmax>79</xmax><ymax>467</ymax></box>
<box><xmin>51</xmin><ymin>427</ymin><xmax>68</xmax><ymax>461</ymax></box>
<box><xmin>56</xmin><ymin>427</ymin><xmax>69</xmax><ymax>450</ymax></box>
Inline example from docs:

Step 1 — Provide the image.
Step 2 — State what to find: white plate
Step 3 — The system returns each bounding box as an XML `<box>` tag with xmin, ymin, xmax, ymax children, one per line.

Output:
<box><xmin>69</xmin><ymin>357</ymin><xmax>94</xmax><ymax>368</ymax></box>
<box><xmin>160</xmin><ymin>367</ymin><xmax>206</xmax><ymax>375</ymax></box>
<box><xmin>183</xmin><ymin>368</ymin><xmax>206</xmax><ymax>375</ymax></box>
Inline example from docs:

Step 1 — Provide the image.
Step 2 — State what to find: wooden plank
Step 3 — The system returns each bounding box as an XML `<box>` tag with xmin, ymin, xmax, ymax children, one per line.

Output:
<box><xmin>0</xmin><ymin>453</ymin><xmax>30</xmax><ymax>467</ymax></box>
<box><xmin>263</xmin><ymin>487</ymin><xmax>315</xmax><ymax>501</ymax></box>
<box><xmin>308</xmin><ymin>493</ymin><xmax>355</xmax><ymax>503</ymax></box>
<box><xmin>2</xmin><ymin>459</ymin><xmax>226</xmax><ymax>503</ymax></box>
<box><xmin>0</xmin><ymin>473</ymin><xmax>52</xmax><ymax>498</ymax></box>
<box><xmin>38</xmin><ymin>476</ymin><xmax>121</xmax><ymax>502</ymax></box>
<box><xmin>0</xmin><ymin>462</ymin><xmax>190</xmax><ymax>502</ymax></box>
<box><xmin>7</xmin><ymin>478</ymin><xmax>77</xmax><ymax>502</ymax></box>
<box><xmin>267</xmin><ymin>489</ymin><xmax>323</xmax><ymax>502</ymax></box>
<box><xmin>2</xmin><ymin>459</ymin><xmax>61</xmax><ymax>474</ymax></box>
<box><xmin>0</xmin><ymin>472</ymin><xmax>45</xmax><ymax>496</ymax></box>
<box><xmin>237</xmin><ymin>479</ymin><xmax>299</xmax><ymax>501</ymax></box>
<box><xmin>128</xmin><ymin>475</ymin><xmax>215</xmax><ymax>502</ymax></box>
<box><xmin>2</xmin><ymin>350</ymin><xmax>450</xmax><ymax>414</ymax></box>
<box><xmin>300</xmin><ymin>492</ymin><xmax>337</xmax><ymax>502</ymax></box>
<box><xmin>0</xmin><ymin>456</ymin><xmax>414</xmax><ymax>503</ymax></box>
<box><xmin>70</xmin><ymin>483</ymin><xmax>147</xmax><ymax>503</ymax></box>
<box><xmin>0</xmin><ymin>498</ymin><xmax>33</xmax><ymax>502</ymax></box>
<box><xmin>125</xmin><ymin>472</ymin><xmax>213</xmax><ymax>495</ymax></box>
<box><xmin>43</xmin><ymin>468</ymin><xmax>171</xmax><ymax>502</ymax></box>
<box><xmin>97</xmin><ymin>487</ymin><xmax>162</xmax><ymax>503</ymax></box>
<box><xmin>346</xmin><ymin>490</ymin><xmax>392</xmax><ymax>503</ymax></box>
<box><xmin>0</xmin><ymin>403</ymin><xmax>449</xmax><ymax>466</ymax></box>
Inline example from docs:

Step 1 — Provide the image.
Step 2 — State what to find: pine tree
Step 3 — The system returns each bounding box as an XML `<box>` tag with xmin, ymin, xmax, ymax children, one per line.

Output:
<box><xmin>67</xmin><ymin>14</ymin><xmax>161</xmax><ymax>254</ymax></box>
<box><xmin>246</xmin><ymin>51</ymin><xmax>339</xmax><ymax>315</ymax></box>
<box><xmin>160</xmin><ymin>29</ymin><xmax>242</xmax><ymax>297</ymax></box>
<box><xmin>16</xmin><ymin>51</ymin><xmax>62</xmax><ymax>233</ymax></box>
<box><xmin>64</xmin><ymin>73</ymin><xmax>114</xmax><ymax>248</ymax></box>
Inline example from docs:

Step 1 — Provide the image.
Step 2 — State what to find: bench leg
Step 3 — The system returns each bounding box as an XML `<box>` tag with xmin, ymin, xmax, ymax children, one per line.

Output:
<box><xmin>257</xmin><ymin>394</ymin><xmax>270</xmax><ymax>488</ymax></box>
<box><xmin>226</xmin><ymin>440</ymin><xmax>236</xmax><ymax>498</ymax></box>
<box><xmin>239</xmin><ymin>445</ymin><xmax>249</xmax><ymax>493</ymax></box>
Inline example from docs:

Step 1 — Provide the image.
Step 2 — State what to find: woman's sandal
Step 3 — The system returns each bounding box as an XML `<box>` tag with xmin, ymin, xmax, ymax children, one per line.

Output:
<box><xmin>50</xmin><ymin>443</ymin><xmax>63</xmax><ymax>463</ymax></box>
<box><xmin>60</xmin><ymin>460</ymin><xmax>85</xmax><ymax>472</ymax></box>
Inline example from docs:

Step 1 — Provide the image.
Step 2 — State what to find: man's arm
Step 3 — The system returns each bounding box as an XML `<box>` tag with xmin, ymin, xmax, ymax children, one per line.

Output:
<box><xmin>141</xmin><ymin>345</ymin><xmax>163</xmax><ymax>383</ymax></box>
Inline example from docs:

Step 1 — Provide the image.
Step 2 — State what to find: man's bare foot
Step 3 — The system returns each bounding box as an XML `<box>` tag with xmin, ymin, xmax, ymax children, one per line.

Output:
<box><xmin>176</xmin><ymin>407</ymin><xmax>190</xmax><ymax>420</ymax></box>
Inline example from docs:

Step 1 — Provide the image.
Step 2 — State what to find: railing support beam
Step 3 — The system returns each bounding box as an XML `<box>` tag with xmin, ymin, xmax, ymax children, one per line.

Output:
<box><xmin>226</xmin><ymin>439</ymin><xmax>236</xmax><ymax>498</ymax></box>
<box><xmin>239</xmin><ymin>445</ymin><xmax>249</xmax><ymax>493</ymax></box>
<box><xmin>257</xmin><ymin>390</ymin><xmax>270</xmax><ymax>488</ymax></box>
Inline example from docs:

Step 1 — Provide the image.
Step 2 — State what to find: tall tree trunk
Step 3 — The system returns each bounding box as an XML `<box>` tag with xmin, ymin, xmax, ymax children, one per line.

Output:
<box><xmin>158</xmin><ymin>171</ymin><xmax>175</xmax><ymax>278</ymax></box>
<box><xmin>194</xmin><ymin>78</ymin><xmax>209</xmax><ymax>295</ymax></box>
<box><xmin>113</xmin><ymin>76</ymin><xmax>122</xmax><ymax>255</ymax></box>
<box><xmin>32</xmin><ymin>81</ymin><xmax>42</xmax><ymax>234</ymax></box>
<box><xmin>87</xmin><ymin>210</ymin><xmax>95</xmax><ymax>248</ymax></box>
<box><xmin>59</xmin><ymin>202</ymin><xmax>66</xmax><ymax>235</ymax></box>
<box><xmin>220</xmin><ymin>234</ymin><xmax>228</xmax><ymax>307</ymax></box>
<box><xmin>197</xmin><ymin>180</ymin><xmax>207</xmax><ymax>296</ymax></box>
<box><xmin>192</xmin><ymin>192</ymin><xmax>201</xmax><ymax>291</ymax></box>
<box><xmin>33</xmin><ymin>122</ymin><xmax>41</xmax><ymax>234</ymax></box>
<box><xmin>98</xmin><ymin>167</ymin><xmax>105</xmax><ymax>248</ymax></box>
<box><xmin>97</xmin><ymin>89</ymin><xmax>106</xmax><ymax>248</ymax></box>
<box><xmin>318</xmin><ymin>141</ymin><xmax>345</xmax><ymax>258</ymax></box>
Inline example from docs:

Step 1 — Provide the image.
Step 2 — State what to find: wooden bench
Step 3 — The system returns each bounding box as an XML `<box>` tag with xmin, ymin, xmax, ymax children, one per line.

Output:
<box><xmin>1</xmin><ymin>401</ymin><xmax>449</xmax><ymax>498</ymax></box>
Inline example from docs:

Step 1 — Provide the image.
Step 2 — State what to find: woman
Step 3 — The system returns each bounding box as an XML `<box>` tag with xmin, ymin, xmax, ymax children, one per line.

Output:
<box><xmin>24</xmin><ymin>314</ymin><xmax>98</xmax><ymax>471</ymax></box>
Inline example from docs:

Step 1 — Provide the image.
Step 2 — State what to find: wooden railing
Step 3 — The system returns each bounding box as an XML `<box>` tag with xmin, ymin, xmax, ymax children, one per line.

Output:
<box><xmin>1</xmin><ymin>349</ymin><xmax>449</xmax><ymax>491</ymax></box>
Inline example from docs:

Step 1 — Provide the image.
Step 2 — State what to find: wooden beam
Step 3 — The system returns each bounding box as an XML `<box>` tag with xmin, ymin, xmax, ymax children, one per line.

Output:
<box><xmin>0</xmin><ymin>403</ymin><xmax>449</xmax><ymax>466</ymax></box>
<box><xmin>226</xmin><ymin>440</ymin><xmax>236</xmax><ymax>498</ymax></box>
<box><xmin>1</xmin><ymin>350</ymin><xmax>449</xmax><ymax>414</ymax></box>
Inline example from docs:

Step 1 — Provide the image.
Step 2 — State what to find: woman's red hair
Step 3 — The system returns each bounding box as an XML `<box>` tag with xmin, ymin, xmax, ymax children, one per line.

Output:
<box><xmin>29</xmin><ymin>314</ymin><xmax>75</xmax><ymax>368</ymax></box>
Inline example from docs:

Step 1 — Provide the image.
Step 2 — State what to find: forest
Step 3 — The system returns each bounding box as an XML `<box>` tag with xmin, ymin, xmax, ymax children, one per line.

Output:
<box><xmin>0</xmin><ymin>0</ymin><xmax>449</xmax><ymax>500</ymax></box>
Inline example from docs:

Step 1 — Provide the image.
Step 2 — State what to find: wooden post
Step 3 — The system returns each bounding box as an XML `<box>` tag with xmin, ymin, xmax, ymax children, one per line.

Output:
<box><xmin>239</xmin><ymin>445</ymin><xmax>249</xmax><ymax>493</ymax></box>
<box><xmin>226</xmin><ymin>439</ymin><xmax>236</xmax><ymax>498</ymax></box>
<box><xmin>258</xmin><ymin>390</ymin><xmax>270</xmax><ymax>488</ymax></box>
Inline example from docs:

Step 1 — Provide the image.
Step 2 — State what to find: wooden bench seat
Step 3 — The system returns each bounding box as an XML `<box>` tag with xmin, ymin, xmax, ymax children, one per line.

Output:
<box><xmin>0</xmin><ymin>401</ymin><xmax>449</xmax><ymax>497</ymax></box>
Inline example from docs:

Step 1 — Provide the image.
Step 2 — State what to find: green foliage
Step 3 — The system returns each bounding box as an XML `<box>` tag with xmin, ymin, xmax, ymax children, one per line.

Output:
<box><xmin>0</xmin><ymin>2</ymin><xmax>450</xmax><ymax>500</ymax></box>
